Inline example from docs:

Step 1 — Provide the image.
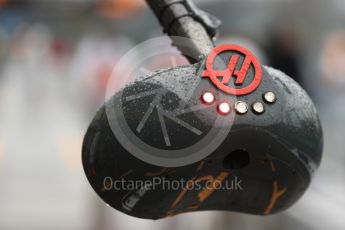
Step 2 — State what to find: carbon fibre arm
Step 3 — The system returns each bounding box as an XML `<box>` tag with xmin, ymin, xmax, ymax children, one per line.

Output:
<box><xmin>146</xmin><ymin>0</ymin><xmax>221</xmax><ymax>62</ymax></box>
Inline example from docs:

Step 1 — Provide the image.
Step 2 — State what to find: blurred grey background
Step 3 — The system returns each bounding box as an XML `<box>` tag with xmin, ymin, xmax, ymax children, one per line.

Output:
<box><xmin>0</xmin><ymin>0</ymin><xmax>344</xmax><ymax>229</ymax></box>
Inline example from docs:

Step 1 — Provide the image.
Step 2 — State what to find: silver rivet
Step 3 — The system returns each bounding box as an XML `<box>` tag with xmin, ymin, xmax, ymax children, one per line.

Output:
<box><xmin>263</xmin><ymin>92</ymin><xmax>276</xmax><ymax>104</ymax></box>
<box><xmin>235</xmin><ymin>101</ymin><xmax>248</xmax><ymax>114</ymax></box>
<box><xmin>252</xmin><ymin>102</ymin><xmax>265</xmax><ymax>114</ymax></box>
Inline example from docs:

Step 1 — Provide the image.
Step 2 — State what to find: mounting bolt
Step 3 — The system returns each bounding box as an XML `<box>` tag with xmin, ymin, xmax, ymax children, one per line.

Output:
<box><xmin>235</xmin><ymin>101</ymin><xmax>248</xmax><ymax>115</ymax></box>
<box><xmin>252</xmin><ymin>102</ymin><xmax>265</xmax><ymax>114</ymax></box>
<box><xmin>263</xmin><ymin>92</ymin><xmax>276</xmax><ymax>104</ymax></box>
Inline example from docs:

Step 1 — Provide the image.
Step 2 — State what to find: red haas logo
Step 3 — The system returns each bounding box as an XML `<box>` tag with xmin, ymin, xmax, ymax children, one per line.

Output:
<box><xmin>202</xmin><ymin>45</ymin><xmax>262</xmax><ymax>96</ymax></box>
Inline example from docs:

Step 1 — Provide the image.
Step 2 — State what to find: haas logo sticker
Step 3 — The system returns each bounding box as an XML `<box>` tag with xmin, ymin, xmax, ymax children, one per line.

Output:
<box><xmin>202</xmin><ymin>45</ymin><xmax>262</xmax><ymax>96</ymax></box>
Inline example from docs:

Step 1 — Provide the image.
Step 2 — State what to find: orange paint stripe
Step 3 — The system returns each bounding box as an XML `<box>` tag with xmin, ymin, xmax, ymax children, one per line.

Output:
<box><xmin>171</xmin><ymin>176</ymin><xmax>197</xmax><ymax>209</ymax></box>
<box><xmin>168</xmin><ymin>172</ymin><xmax>229</xmax><ymax>217</ymax></box>
<box><xmin>198</xmin><ymin>172</ymin><xmax>229</xmax><ymax>203</ymax></box>
<box><xmin>267</xmin><ymin>154</ymin><xmax>276</xmax><ymax>172</ymax></box>
<box><xmin>145</xmin><ymin>168</ymin><xmax>167</xmax><ymax>177</ymax></box>
<box><xmin>196</xmin><ymin>161</ymin><xmax>206</xmax><ymax>171</ymax></box>
<box><xmin>119</xmin><ymin>169</ymin><xmax>133</xmax><ymax>179</ymax></box>
<box><xmin>264</xmin><ymin>181</ymin><xmax>287</xmax><ymax>215</ymax></box>
<box><xmin>195</xmin><ymin>175</ymin><xmax>214</xmax><ymax>183</ymax></box>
